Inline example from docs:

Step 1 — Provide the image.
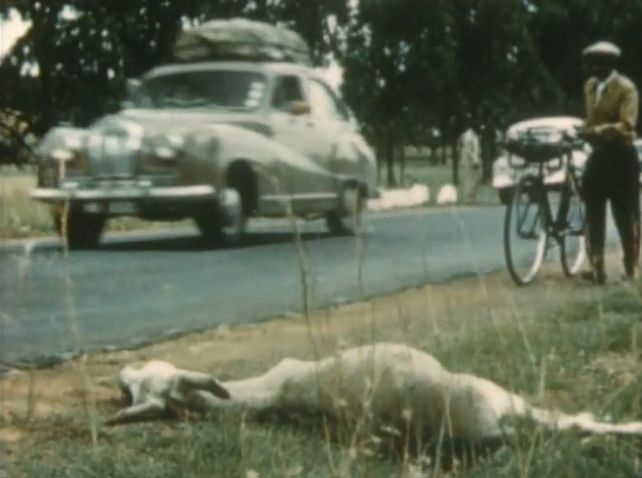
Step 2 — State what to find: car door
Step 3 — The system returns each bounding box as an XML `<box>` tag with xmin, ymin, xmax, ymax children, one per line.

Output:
<box><xmin>305</xmin><ymin>78</ymin><xmax>368</xmax><ymax>186</ymax></box>
<box><xmin>267</xmin><ymin>74</ymin><xmax>335</xmax><ymax>213</ymax></box>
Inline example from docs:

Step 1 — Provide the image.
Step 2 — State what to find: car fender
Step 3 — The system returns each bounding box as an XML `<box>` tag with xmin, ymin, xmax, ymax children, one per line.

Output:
<box><xmin>331</xmin><ymin>133</ymin><xmax>378</xmax><ymax>197</ymax></box>
<box><xmin>183</xmin><ymin>123</ymin><xmax>338</xmax><ymax>195</ymax></box>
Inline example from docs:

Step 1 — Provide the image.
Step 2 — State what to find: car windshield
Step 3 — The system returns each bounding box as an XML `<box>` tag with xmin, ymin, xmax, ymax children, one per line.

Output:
<box><xmin>136</xmin><ymin>70</ymin><xmax>267</xmax><ymax>110</ymax></box>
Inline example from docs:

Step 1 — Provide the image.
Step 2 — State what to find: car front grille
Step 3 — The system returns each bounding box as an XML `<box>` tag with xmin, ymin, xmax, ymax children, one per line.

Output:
<box><xmin>88</xmin><ymin>133</ymin><xmax>138</xmax><ymax>178</ymax></box>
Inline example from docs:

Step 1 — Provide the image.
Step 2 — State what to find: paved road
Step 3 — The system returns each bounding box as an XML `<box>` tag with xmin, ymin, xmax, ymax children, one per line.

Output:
<box><xmin>0</xmin><ymin>206</ymin><xmax>540</xmax><ymax>365</ymax></box>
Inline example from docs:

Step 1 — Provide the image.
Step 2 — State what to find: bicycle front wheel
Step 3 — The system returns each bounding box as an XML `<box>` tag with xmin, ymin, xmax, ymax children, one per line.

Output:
<box><xmin>559</xmin><ymin>182</ymin><xmax>586</xmax><ymax>277</ymax></box>
<box><xmin>504</xmin><ymin>176</ymin><xmax>548</xmax><ymax>285</ymax></box>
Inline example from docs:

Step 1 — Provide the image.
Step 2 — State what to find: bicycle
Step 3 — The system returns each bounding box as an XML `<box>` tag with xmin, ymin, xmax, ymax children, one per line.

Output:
<box><xmin>503</xmin><ymin>127</ymin><xmax>586</xmax><ymax>285</ymax></box>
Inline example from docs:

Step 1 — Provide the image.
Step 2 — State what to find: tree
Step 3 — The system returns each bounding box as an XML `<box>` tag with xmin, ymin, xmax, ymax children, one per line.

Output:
<box><xmin>341</xmin><ymin>0</ymin><xmax>457</xmax><ymax>186</ymax></box>
<box><xmin>528</xmin><ymin>0</ymin><xmax>642</xmax><ymax>118</ymax></box>
<box><xmin>0</xmin><ymin>0</ymin><xmax>348</xmax><ymax>138</ymax></box>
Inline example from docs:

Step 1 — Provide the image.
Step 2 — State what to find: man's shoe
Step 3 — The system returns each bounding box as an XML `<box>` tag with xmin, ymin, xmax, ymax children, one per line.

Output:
<box><xmin>622</xmin><ymin>268</ymin><xmax>640</xmax><ymax>282</ymax></box>
<box><xmin>581</xmin><ymin>269</ymin><xmax>607</xmax><ymax>284</ymax></box>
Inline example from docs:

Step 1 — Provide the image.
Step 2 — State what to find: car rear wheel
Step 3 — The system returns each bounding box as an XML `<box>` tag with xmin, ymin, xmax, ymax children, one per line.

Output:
<box><xmin>54</xmin><ymin>210</ymin><xmax>105</xmax><ymax>250</ymax></box>
<box><xmin>325</xmin><ymin>183</ymin><xmax>364</xmax><ymax>235</ymax></box>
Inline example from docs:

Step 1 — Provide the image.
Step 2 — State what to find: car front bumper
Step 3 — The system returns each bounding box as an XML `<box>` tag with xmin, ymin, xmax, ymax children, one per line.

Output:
<box><xmin>31</xmin><ymin>182</ymin><xmax>216</xmax><ymax>217</ymax></box>
<box><xmin>31</xmin><ymin>183</ymin><xmax>216</xmax><ymax>202</ymax></box>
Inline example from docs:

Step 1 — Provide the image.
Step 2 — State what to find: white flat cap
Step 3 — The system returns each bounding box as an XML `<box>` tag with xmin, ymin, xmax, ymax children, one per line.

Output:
<box><xmin>582</xmin><ymin>41</ymin><xmax>621</xmax><ymax>57</ymax></box>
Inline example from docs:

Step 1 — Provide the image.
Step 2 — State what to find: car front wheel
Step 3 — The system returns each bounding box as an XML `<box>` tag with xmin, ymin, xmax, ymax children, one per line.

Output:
<box><xmin>195</xmin><ymin>188</ymin><xmax>246</xmax><ymax>246</ymax></box>
<box><xmin>54</xmin><ymin>210</ymin><xmax>106</xmax><ymax>250</ymax></box>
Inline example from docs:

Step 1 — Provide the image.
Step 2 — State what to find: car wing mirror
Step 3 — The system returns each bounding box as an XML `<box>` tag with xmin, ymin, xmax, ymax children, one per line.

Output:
<box><xmin>126</xmin><ymin>78</ymin><xmax>141</xmax><ymax>97</ymax></box>
<box><xmin>123</xmin><ymin>78</ymin><xmax>143</xmax><ymax>108</ymax></box>
<box><xmin>287</xmin><ymin>101</ymin><xmax>311</xmax><ymax>116</ymax></box>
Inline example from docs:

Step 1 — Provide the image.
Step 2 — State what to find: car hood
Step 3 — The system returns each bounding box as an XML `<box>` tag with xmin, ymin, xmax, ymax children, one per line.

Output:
<box><xmin>93</xmin><ymin>108</ymin><xmax>270</xmax><ymax>137</ymax></box>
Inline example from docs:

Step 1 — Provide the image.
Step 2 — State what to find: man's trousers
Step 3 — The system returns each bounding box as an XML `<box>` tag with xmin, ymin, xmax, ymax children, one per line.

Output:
<box><xmin>581</xmin><ymin>141</ymin><xmax>641</xmax><ymax>275</ymax></box>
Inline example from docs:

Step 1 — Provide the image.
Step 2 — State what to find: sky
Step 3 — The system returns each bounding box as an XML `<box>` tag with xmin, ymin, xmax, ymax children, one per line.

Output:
<box><xmin>0</xmin><ymin>8</ymin><xmax>31</xmax><ymax>59</ymax></box>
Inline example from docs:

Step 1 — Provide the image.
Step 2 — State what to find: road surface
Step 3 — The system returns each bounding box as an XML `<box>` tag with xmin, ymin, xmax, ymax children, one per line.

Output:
<box><xmin>0</xmin><ymin>206</ymin><xmax>567</xmax><ymax>365</ymax></box>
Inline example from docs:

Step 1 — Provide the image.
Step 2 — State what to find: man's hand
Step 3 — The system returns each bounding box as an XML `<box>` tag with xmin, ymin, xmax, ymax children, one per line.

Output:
<box><xmin>585</xmin><ymin>124</ymin><xmax>624</xmax><ymax>141</ymax></box>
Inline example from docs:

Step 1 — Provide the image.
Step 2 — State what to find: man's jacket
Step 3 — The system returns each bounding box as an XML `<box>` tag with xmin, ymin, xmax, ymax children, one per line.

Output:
<box><xmin>584</xmin><ymin>71</ymin><xmax>638</xmax><ymax>145</ymax></box>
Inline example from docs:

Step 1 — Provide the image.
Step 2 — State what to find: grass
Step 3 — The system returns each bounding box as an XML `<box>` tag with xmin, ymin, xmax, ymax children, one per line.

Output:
<box><xmin>398</xmin><ymin>160</ymin><xmax>500</xmax><ymax>207</ymax></box>
<box><xmin>0</xmin><ymin>166</ymin><xmax>192</xmax><ymax>240</ymax></box>
<box><xmin>3</xmin><ymin>271</ymin><xmax>641</xmax><ymax>477</ymax></box>
<box><xmin>0</xmin><ymin>167</ymin><xmax>54</xmax><ymax>238</ymax></box>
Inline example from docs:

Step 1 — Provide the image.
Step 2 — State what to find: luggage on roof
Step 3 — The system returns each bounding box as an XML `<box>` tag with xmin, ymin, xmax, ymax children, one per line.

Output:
<box><xmin>174</xmin><ymin>18</ymin><xmax>311</xmax><ymax>65</ymax></box>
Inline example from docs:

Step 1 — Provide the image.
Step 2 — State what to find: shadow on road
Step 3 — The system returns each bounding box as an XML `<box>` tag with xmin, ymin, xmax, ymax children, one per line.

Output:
<box><xmin>4</xmin><ymin>223</ymin><xmax>371</xmax><ymax>256</ymax></box>
<box><xmin>97</xmin><ymin>230</ymin><xmax>336</xmax><ymax>252</ymax></box>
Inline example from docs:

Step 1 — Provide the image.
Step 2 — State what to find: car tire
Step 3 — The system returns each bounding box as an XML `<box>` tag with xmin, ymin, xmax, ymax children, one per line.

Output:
<box><xmin>498</xmin><ymin>188</ymin><xmax>513</xmax><ymax>205</ymax></box>
<box><xmin>325</xmin><ymin>183</ymin><xmax>364</xmax><ymax>235</ymax></box>
<box><xmin>54</xmin><ymin>210</ymin><xmax>105</xmax><ymax>250</ymax></box>
<box><xmin>195</xmin><ymin>188</ymin><xmax>246</xmax><ymax>246</ymax></box>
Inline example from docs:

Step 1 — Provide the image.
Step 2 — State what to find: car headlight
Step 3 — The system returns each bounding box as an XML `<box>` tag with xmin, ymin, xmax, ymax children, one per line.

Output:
<box><xmin>50</xmin><ymin>148</ymin><xmax>74</xmax><ymax>162</ymax></box>
<box><xmin>37</xmin><ymin>127</ymin><xmax>89</xmax><ymax>182</ymax></box>
<box><xmin>141</xmin><ymin>135</ymin><xmax>184</xmax><ymax>162</ymax></box>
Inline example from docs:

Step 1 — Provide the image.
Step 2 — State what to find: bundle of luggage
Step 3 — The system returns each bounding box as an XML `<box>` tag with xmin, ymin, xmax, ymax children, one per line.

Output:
<box><xmin>505</xmin><ymin>128</ymin><xmax>572</xmax><ymax>163</ymax></box>
<box><xmin>174</xmin><ymin>18</ymin><xmax>311</xmax><ymax>65</ymax></box>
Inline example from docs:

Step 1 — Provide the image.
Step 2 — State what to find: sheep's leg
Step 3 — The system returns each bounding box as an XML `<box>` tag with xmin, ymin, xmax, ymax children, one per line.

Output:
<box><xmin>106</xmin><ymin>399</ymin><xmax>166</xmax><ymax>425</ymax></box>
<box><xmin>218</xmin><ymin>377</ymin><xmax>283</xmax><ymax>410</ymax></box>
<box><xmin>199</xmin><ymin>359</ymin><xmax>317</xmax><ymax>412</ymax></box>
<box><xmin>177</xmin><ymin>370</ymin><xmax>230</xmax><ymax>399</ymax></box>
<box><xmin>530</xmin><ymin>408</ymin><xmax>642</xmax><ymax>436</ymax></box>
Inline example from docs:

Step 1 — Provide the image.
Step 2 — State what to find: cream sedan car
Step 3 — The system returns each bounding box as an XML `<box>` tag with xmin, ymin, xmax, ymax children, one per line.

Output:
<box><xmin>492</xmin><ymin>116</ymin><xmax>588</xmax><ymax>204</ymax></box>
<box><xmin>32</xmin><ymin>61</ymin><xmax>377</xmax><ymax>248</ymax></box>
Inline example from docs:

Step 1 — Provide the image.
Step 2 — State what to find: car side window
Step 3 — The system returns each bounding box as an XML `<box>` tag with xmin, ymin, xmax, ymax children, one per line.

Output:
<box><xmin>272</xmin><ymin>75</ymin><xmax>305</xmax><ymax>110</ymax></box>
<box><xmin>307</xmin><ymin>80</ymin><xmax>348</xmax><ymax>121</ymax></box>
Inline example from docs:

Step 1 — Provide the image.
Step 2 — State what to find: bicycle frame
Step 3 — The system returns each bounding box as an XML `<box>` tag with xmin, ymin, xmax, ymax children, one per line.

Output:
<box><xmin>513</xmin><ymin>149</ymin><xmax>582</xmax><ymax>242</ymax></box>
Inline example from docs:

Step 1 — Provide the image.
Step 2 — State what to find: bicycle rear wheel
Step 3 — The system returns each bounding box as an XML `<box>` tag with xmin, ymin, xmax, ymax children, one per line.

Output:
<box><xmin>504</xmin><ymin>176</ymin><xmax>548</xmax><ymax>285</ymax></box>
<box><xmin>559</xmin><ymin>180</ymin><xmax>586</xmax><ymax>277</ymax></box>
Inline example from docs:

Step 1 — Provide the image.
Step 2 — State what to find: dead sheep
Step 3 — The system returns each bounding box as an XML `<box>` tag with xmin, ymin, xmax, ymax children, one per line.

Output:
<box><xmin>108</xmin><ymin>343</ymin><xmax>642</xmax><ymax>442</ymax></box>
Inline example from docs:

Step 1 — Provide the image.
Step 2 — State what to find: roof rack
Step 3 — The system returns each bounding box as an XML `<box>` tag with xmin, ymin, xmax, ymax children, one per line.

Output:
<box><xmin>174</xmin><ymin>18</ymin><xmax>312</xmax><ymax>66</ymax></box>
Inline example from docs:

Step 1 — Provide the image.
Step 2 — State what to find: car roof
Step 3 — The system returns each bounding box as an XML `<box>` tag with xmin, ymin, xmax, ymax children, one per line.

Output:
<box><xmin>508</xmin><ymin>116</ymin><xmax>584</xmax><ymax>133</ymax></box>
<box><xmin>145</xmin><ymin>61</ymin><xmax>314</xmax><ymax>80</ymax></box>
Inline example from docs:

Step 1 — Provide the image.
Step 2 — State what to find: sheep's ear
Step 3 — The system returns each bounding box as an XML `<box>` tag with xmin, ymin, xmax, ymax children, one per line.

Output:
<box><xmin>178</xmin><ymin>371</ymin><xmax>230</xmax><ymax>400</ymax></box>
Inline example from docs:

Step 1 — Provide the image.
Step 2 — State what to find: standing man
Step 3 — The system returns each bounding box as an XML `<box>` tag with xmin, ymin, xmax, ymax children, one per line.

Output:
<box><xmin>582</xmin><ymin>41</ymin><xmax>640</xmax><ymax>283</ymax></box>
<box><xmin>458</xmin><ymin>117</ymin><xmax>481</xmax><ymax>204</ymax></box>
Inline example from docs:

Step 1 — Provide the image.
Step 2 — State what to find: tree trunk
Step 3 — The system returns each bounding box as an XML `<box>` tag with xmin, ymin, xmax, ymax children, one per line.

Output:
<box><xmin>482</xmin><ymin>128</ymin><xmax>496</xmax><ymax>183</ymax></box>
<box><xmin>385</xmin><ymin>140</ymin><xmax>397</xmax><ymax>187</ymax></box>
<box><xmin>451</xmin><ymin>139</ymin><xmax>459</xmax><ymax>186</ymax></box>
<box><xmin>398</xmin><ymin>146</ymin><xmax>406</xmax><ymax>186</ymax></box>
<box><xmin>439</xmin><ymin>145</ymin><xmax>446</xmax><ymax>165</ymax></box>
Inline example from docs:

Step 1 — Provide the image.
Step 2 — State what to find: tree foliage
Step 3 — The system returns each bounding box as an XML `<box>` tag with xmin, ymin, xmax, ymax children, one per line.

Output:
<box><xmin>0</xmin><ymin>0</ymin><xmax>347</xmax><ymax>134</ymax></box>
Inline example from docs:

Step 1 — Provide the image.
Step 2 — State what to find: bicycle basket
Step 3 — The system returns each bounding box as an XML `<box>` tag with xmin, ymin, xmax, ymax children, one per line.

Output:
<box><xmin>505</xmin><ymin>128</ymin><xmax>570</xmax><ymax>163</ymax></box>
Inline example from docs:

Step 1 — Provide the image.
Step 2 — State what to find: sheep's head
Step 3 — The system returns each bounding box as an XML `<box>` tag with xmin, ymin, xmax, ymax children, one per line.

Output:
<box><xmin>107</xmin><ymin>361</ymin><xmax>230</xmax><ymax>425</ymax></box>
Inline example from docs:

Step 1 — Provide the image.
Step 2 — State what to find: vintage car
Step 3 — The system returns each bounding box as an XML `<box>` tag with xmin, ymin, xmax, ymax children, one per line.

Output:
<box><xmin>31</xmin><ymin>61</ymin><xmax>378</xmax><ymax>248</ymax></box>
<box><xmin>492</xmin><ymin>116</ymin><xmax>588</xmax><ymax>204</ymax></box>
